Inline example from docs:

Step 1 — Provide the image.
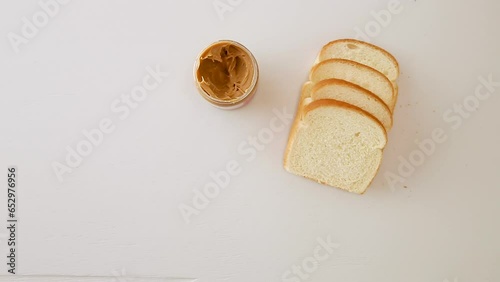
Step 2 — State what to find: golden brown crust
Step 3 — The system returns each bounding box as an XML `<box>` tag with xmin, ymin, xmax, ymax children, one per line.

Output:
<box><xmin>297</xmin><ymin>82</ymin><xmax>313</xmax><ymax>109</ymax></box>
<box><xmin>311</xmin><ymin>78</ymin><xmax>394</xmax><ymax>129</ymax></box>
<box><xmin>319</xmin><ymin>38</ymin><xmax>400</xmax><ymax>81</ymax></box>
<box><xmin>392</xmin><ymin>83</ymin><xmax>399</xmax><ymax>110</ymax></box>
<box><xmin>309</xmin><ymin>58</ymin><xmax>396</xmax><ymax>112</ymax></box>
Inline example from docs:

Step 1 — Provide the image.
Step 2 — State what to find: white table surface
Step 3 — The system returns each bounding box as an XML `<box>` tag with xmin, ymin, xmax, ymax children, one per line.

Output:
<box><xmin>0</xmin><ymin>0</ymin><xmax>499</xmax><ymax>281</ymax></box>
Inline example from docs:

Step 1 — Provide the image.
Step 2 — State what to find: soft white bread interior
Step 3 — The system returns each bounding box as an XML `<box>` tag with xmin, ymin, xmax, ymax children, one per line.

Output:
<box><xmin>310</xmin><ymin>59</ymin><xmax>396</xmax><ymax>112</ymax></box>
<box><xmin>319</xmin><ymin>39</ymin><xmax>399</xmax><ymax>83</ymax></box>
<box><xmin>311</xmin><ymin>79</ymin><xmax>393</xmax><ymax>130</ymax></box>
<box><xmin>284</xmin><ymin>99</ymin><xmax>387</xmax><ymax>194</ymax></box>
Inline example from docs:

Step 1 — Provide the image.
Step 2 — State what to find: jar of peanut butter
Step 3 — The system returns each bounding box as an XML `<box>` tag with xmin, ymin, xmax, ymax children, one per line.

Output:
<box><xmin>194</xmin><ymin>40</ymin><xmax>259</xmax><ymax>109</ymax></box>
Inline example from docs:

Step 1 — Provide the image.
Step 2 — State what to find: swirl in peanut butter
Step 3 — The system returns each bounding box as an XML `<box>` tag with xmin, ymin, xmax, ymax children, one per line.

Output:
<box><xmin>196</xmin><ymin>42</ymin><xmax>254</xmax><ymax>100</ymax></box>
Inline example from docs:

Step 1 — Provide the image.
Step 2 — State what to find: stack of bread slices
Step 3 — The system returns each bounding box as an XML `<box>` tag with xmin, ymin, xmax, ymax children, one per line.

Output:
<box><xmin>284</xmin><ymin>39</ymin><xmax>399</xmax><ymax>194</ymax></box>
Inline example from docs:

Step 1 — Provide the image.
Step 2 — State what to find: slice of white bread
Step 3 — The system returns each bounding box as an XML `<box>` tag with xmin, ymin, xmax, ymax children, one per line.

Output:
<box><xmin>311</xmin><ymin>79</ymin><xmax>393</xmax><ymax>130</ymax></box>
<box><xmin>310</xmin><ymin>59</ymin><xmax>396</xmax><ymax>112</ymax></box>
<box><xmin>284</xmin><ymin>99</ymin><xmax>387</xmax><ymax>194</ymax></box>
<box><xmin>297</xmin><ymin>80</ymin><xmax>392</xmax><ymax>131</ymax></box>
<box><xmin>318</xmin><ymin>39</ymin><xmax>399</xmax><ymax>83</ymax></box>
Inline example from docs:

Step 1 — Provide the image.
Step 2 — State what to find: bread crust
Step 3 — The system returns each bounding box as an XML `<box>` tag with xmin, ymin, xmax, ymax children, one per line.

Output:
<box><xmin>319</xmin><ymin>38</ymin><xmax>400</xmax><ymax>81</ymax></box>
<box><xmin>312</xmin><ymin>78</ymin><xmax>393</xmax><ymax>129</ymax></box>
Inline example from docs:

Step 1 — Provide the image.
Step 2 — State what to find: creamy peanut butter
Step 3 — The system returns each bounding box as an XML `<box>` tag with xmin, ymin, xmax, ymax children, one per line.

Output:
<box><xmin>196</xmin><ymin>42</ymin><xmax>255</xmax><ymax>101</ymax></box>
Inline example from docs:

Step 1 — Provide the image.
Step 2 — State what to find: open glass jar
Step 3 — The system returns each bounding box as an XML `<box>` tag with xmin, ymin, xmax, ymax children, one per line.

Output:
<box><xmin>194</xmin><ymin>40</ymin><xmax>259</xmax><ymax>110</ymax></box>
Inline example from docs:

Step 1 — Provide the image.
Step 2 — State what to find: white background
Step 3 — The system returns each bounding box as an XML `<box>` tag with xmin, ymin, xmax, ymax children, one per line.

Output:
<box><xmin>0</xmin><ymin>0</ymin><xmax>499</xmax><ymax>281</ymax></box>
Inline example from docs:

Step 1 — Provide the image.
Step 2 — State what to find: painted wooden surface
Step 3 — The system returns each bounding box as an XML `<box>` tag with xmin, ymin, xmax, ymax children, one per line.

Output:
<box><xmin>0</xmin><ymin>0</ymin><xmax>499</xmax><ymax>281</ymax></box>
